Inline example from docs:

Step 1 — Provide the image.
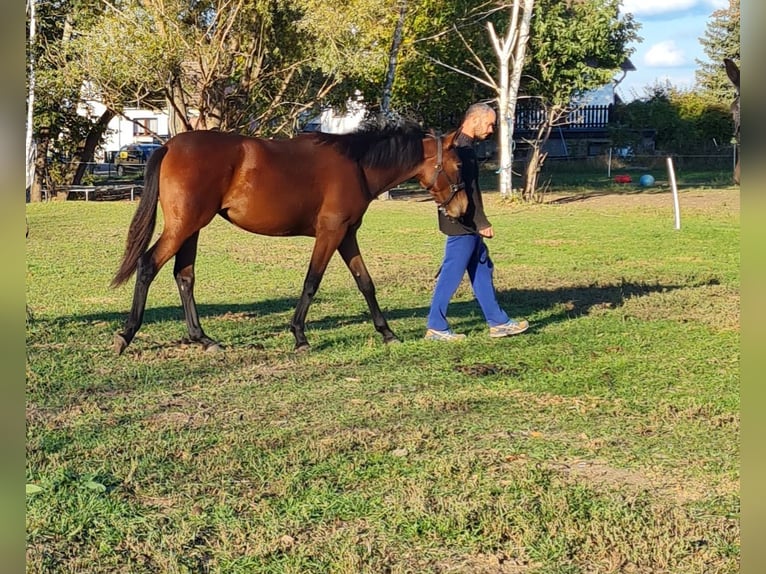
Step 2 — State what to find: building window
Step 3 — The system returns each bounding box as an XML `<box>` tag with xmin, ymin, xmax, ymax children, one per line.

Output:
<box><xmin>133</xmin><ymin>118</ymin><xmax>158</xmax><ymax>137</ymax></box>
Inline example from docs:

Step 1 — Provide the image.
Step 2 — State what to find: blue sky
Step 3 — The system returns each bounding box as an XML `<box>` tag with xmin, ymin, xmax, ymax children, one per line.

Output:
<box><xmin>615</xmin><ymin>0</ymin><xmax>729</xmax><ymax>101</ymax></box>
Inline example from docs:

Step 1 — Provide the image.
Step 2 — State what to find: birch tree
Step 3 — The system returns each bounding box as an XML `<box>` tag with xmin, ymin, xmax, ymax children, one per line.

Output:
<box><xmin>486</xmin><ymin>0</ymin><xmax>533</xmax><ymax>199</ymax></box>
<box><xmin>25</xmin><ymin>0</ymin><xmax>36</xmax><ymax>196</ymax></box>
<box><xmin>415</xmin><ymin>0</ymin><xmax>534</xmax><ymax>199</ymax></box>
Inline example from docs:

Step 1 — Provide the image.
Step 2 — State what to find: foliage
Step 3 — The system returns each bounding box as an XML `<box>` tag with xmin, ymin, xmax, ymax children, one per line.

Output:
<box><xmin>611</xmin><ymin>84</ymin><xmax>734</xmax><ymax>154</ymax></box>
<box><xmin>515</xmin><ymin>0</ymin><xmax>639</xmax><ymax>200</ymax></box>
<box><xmin>695</xmin><ymin>0</ymin><xmax>740</xmax><ymax>103</ymax></box>
<box><xmin>391</xmin><ymin>0</ymin><xmax>498</xmax><ymax>127</ymax></box>
<box><xmin>26</xmin><ymin>188</ymin><xmax>740</xmax><ymax>572</ymax></box>
<box><xmin>27</xmin><ymin>0</ymin><xmax>110</xmax><ymax>176</ymax></box>
<box><xmin>70</xmin><ymin>0</ymin><xmax>328</xmax><ymax>135</ymax></box>
<box><xmin>523</xmin><ymin>0</ymin><xmax>638</xmax><ymax>106</ymax></box>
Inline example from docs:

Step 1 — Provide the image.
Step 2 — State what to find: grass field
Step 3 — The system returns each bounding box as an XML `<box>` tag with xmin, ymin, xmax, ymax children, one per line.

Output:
<box><xmin>26</xmin><ymin>185</ymin><xmax>740</xmax><ymax>573</ymax></box>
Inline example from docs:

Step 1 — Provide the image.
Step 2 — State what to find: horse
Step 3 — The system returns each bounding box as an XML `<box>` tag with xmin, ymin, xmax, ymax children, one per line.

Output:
<box><xmin>111</xmin><ymin>124</ymin><xmax>468</xmax><ymax>355</ymax></box>
<box><xmin>724</xmin><ymin>58</ymin><xmax>740</xmax><ymax>185</ymax></box>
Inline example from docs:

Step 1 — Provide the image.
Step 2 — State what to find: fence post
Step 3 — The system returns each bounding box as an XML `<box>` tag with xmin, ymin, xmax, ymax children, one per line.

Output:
<box><xmin>666</xmin><ymin>156</ymin><xmax>681</xmax><ymax>230</ymax></box>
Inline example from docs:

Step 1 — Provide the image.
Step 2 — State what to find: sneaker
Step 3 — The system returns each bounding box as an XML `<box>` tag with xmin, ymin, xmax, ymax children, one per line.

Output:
<box><xmin>424</xmin><ymin>328</ymin><xmax>467</xmax><ymax>342</ymax></box>
<box><xmin>489</xmin><ymin>318</ymin><xmax>529</xmax><ymax>338</ymax></box>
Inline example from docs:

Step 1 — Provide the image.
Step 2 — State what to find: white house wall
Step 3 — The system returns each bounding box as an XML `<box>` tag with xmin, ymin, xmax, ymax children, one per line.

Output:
<box><xmin>106</xmin><ymin>108</ymin><xmax>169</xmax><ymax>153</ymax></box>
<box><xmin>80</xmin><ymin>99</ymin><xmax>170</xmax><ymax>161</ymax></box>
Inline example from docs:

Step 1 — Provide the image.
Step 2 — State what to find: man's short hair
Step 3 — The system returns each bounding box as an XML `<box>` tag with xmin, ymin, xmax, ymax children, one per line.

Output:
<box><xmin>465</xmin><ymin>102</ymin><xmax>495</xmax><ymax>119</ymax></box>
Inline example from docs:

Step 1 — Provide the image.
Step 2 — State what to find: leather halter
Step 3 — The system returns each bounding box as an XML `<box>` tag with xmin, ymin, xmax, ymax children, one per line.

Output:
<box><xmin>425</xmin><ymin>133</ymin><xmax>464</xmax><ymax>213</ymax></box>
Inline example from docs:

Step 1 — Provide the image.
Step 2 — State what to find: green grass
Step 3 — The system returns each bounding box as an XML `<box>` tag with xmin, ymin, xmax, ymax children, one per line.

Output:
<box><xmin>26</xmin><ymin>187</ymin><xmax>739</xmax><ymax>573</ymax></box>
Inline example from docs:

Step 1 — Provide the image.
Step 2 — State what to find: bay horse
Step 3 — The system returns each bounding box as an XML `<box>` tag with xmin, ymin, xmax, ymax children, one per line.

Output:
<box><xmin>111</xmin><ymin>124</ymin><xmax>468</xmax><ymax>355</ymax></box>
<box><xmin>724</xmin><ymin>58</ymin><xmax>740</xmax><ymax>185</ymax></box>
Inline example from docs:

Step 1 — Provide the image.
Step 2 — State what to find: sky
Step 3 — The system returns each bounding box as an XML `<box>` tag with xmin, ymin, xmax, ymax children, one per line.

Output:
<box><xmin>615</xmin><ymin>0</ymin><xmax>730</xmax><ymax>101</ymax></box>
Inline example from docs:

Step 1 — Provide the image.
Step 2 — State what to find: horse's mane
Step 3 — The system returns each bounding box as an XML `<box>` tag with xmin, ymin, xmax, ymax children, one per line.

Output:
<box><xmin>314</xmin><ymin>120</ymin><xmax>428</xmax><ymax>171</ymax></box>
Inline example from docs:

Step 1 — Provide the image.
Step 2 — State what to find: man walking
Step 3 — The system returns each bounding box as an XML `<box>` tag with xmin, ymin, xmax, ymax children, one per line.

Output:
<box><xmin>424</xmin><ymin>102</ymin><xmax>529</xmax><ymax>341</ymax></box>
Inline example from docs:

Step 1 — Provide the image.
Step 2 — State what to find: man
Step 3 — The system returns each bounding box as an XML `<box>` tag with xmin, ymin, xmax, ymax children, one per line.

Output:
<box><xmin>424</xmin><ymin>102</ymin><xmax>529</xmax><ymax>341</ymax></box>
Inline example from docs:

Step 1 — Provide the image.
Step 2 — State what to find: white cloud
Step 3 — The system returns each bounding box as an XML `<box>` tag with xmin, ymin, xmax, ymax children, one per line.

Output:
<box><xmin>621</xmin><ymin>0</ymin><xmax>726</xmax><ymax>17</ymax></box>
<box><xmin>644</xmin><ymin>41</ymin><xmax>686</xmax><ymax>67</ymax></box>
<box><xmin>622</xmin><ymin>0</ymin><xmax>695</xmax><ymax>17</ymax></box>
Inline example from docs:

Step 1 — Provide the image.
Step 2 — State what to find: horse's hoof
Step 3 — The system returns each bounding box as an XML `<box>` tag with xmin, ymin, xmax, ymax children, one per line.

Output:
<box><xmin>385</xmin><ymin>337</ymin><xmax>402</xmax><ymax>345</ymax></box>
<box><xmin>113</xmin><ymin>334</ymin><xmax>128</xmax><ymax>356</ymax></box>
<box><xmin>295</xmin><ymin>343</ymin><xmax>310</xmax><ymax>353</ymax></box>
<box><xmin>204</xmin><ymin>343</ymin><xmax>223</xmax><ymax>353</ymax></box>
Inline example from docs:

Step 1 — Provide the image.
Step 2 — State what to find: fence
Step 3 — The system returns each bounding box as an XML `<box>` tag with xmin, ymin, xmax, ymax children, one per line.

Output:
<box><xmin>515</xmin><ymin>104</ymin><xmax>612</xmax><ymax>131</ymax></box>
<box><xmin>31</xmin><ymin>161</ymin><xmax>146</xmax><ymax>202</ymax></box>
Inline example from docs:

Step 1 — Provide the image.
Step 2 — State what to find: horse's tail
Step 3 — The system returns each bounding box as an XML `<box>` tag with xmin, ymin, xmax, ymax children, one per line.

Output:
<box><xmin>111</xmin><ymin>146</ymin><xmax>169</xmax><ymax>288</ymax></box>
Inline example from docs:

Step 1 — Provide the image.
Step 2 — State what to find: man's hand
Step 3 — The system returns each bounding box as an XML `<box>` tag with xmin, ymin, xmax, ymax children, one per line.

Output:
<box><xmin>479</xmin><ymin>226</ymin><xmax>494</xmax><ymax>239</ymax></box>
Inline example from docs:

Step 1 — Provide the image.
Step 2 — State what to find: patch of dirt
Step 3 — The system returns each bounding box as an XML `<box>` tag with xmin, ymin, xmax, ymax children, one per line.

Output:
<box><xmin>435</xmin><ymin>554</ymin><xmax>537</xmax><ymax>573</ymax></box>
<box><xmin>544</xmin><ymin>187</ymin><xmax>740</xmax><ymax>213</ymax></box>
<box><xmin>392</xmin><ymin>187</ymin><xmax>740</xmax><ymax>215</ymax></box>
<box><xmin>546</xmin><ymin>459</ymin><xmax>709</xmax><ymax>503</ymax></box>
<box><xmin>621</xmin><ymin>283</ymin><xmax>740</xmax><ymax>332</ymax></box>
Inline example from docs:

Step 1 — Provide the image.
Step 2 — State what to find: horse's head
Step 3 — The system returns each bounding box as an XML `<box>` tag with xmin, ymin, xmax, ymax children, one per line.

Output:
<box><xmin>418</xmin><ymin>131</ymin><xmax>468</xmax><ymax>219</ymax></box>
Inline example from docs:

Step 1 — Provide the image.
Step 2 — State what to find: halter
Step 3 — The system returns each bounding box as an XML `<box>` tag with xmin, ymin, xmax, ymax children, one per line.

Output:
<box><xmin>425</xmin><ymin>133</ymin><xmax>465</xmax><ymax>214</ymax></box>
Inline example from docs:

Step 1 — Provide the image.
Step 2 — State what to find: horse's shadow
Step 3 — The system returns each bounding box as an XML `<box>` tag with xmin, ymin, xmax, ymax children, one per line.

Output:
<box><xmin>42</xmin><ymin>278</ymin><xmax>719</xmax><ymax>352</ymax></box>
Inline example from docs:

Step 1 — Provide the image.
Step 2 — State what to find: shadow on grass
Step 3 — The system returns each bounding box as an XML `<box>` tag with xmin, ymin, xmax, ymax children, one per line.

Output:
<box><xmin>33</xmin><ymin>277</ymin><xmax>720</xmax><ymax>351</ymax></box>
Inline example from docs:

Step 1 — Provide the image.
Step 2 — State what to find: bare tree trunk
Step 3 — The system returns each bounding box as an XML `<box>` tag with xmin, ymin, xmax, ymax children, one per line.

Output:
<box><xmin>382</xmin><ymin>0</ymin><xmax>407</xmax><ymax>115</ymax></box>
<box><xmin>166</xmin><ymin>74</ymin><xmax>192</xmax><ymax>135</ymax></box>
<box><xmin>29</xmin><ymin>134</ymin><xmax>49</xmax><ymax>203</ymax></box>
<box><xmin>26</xmin><ymin>0</ymin><xmax>36</xmax><ymax>194</ymax></box>
<box><xmin>522</xmin><ymin>109</ymin><xmax>557</xmax><ymax>201</ymax></box>
<box><xmin>379</xmin><ymin>0</ymin><xmax>408</xmax><ymax>201</ymax></box>
<box><xmin>71</xmin><ymin>109</ymin><xmax>116</xmax><ymax>185</ymax></box>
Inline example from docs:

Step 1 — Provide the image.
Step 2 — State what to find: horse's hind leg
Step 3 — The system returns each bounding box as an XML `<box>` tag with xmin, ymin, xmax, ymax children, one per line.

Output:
<box><xmin>114</xmin><ymin>245</ymin><xmax>160</xmax><ymax>355</ymax></box>
<box><xmin>114</xmin><ymin>232</ymin><xmax>188</xmax><ymax>355</ymax></box>
<box><xmin>337</xmin><ymin>229</ymin><xmax>399</xmax><ymax>344</ymax></box>
<box><xmin>174</xmin><ymin>232</ymin><xmax>221</xmax><ymax>352</ymax></box>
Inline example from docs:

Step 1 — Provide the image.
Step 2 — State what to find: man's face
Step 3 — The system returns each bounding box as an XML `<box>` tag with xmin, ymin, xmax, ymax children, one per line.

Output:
<box><xmin>473</xmin><ymin>111</ymin><xmax>496</xmax><ymax>140</ymax></box>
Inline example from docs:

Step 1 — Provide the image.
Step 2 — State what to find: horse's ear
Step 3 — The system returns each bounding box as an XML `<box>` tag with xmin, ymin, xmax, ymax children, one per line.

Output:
<box><xmin>724</xmin><ymin>58</ymin><xmax>740</xmax><ymax>89</ymax></box>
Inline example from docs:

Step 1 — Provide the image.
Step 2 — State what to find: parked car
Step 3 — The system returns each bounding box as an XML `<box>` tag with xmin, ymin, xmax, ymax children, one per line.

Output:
<box><xmin>113</xmin><ymin>143</ymin><xmax>162</xmax><ymax>176</ymax></box>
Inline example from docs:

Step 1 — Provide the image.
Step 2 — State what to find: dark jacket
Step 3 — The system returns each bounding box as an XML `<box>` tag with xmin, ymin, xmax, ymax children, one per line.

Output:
<box><xmin>437</xmin><ymin>132</ymin><xmax>491</xmax><ymax>236</ymax></box>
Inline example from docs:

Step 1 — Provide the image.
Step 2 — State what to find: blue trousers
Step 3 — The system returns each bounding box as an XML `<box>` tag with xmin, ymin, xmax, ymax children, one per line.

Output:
<box><xmin>426</xmin><ymin>234</ymin><xmax>509</xmax><ymax>331</ymax></box>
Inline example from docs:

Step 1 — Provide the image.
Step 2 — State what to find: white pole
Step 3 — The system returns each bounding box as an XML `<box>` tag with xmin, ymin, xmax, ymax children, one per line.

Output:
<box><xmin>607</xmin><ymin>147</ymin><xmax>612</xmax><ymax>178</ymax></box>
<box><xmin>666</xmin><ymin>156</ymin><xmax>680</xmax><ymax>230</ymax></box>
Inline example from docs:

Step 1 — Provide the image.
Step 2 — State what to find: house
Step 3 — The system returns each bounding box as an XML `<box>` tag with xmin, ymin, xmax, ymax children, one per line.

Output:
<box><xmin>300</xmin><ymin>92</ymin><xmax>367</xmax><ymax>134</ymax></box>
<box><xmin>79</xmin><ymin>100</ymin><xmax>170</xmax><ymax>163</ymax></box>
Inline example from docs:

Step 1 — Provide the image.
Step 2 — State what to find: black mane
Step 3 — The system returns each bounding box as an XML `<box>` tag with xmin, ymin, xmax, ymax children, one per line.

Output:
<box><xmin>314</xmin><ymin>121</ymin><xmax>427</xmax><ymax>171</ymax></box>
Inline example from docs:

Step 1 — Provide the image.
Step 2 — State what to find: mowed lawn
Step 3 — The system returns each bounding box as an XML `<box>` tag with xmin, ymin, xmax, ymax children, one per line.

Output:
<box><xmin>26</xmin><ymin>187</ymin><xmax>739</xmax><ymax>573</ymax></box>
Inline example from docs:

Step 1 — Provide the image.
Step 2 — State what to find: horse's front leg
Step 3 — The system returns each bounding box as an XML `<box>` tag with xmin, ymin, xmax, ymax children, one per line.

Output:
<box><xmin>290</xmin><ymin>230</ymin><xmax>343</xmax><ymax>352</ymax></box>
<box><xmin>337</xmin><ymin>229</ymin><xmax>399</xmax><ymax>344</ymax></box>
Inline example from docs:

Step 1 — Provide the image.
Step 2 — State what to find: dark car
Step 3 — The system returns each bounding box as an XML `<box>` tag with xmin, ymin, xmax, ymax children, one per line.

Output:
<box><xmin>114</xmin><ymin>143</ymin><xmax>162</xmax><ymax>176</ymax></box>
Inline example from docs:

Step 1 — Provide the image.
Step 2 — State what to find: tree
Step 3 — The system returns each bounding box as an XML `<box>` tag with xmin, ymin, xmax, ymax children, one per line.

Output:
<box><xmin>518</xmin><ymin>0</ymin><xmax>638</xmax><ymax>200</ymax></box>
<box><xmin>26</xmin><ymin>0</ymin><xmax>112</xmax><ymax>200</ymax></box>
<box><xmin>384</xmin><ymin>0</ymin><xmax>497</xmax><ymax>125</ymax></box>
<box><xmin>74</xmin><ymin>1</ymin><xmax>321</xmax><ymax>136</ymax></box>
<box><xmin>695</xmin><ymin>0</ymin><xmax>740</xmax><ymax>103</ymax></box>
<box><xmin>398</xmin><ymin>1</ymin><xmax>636</xmax><ymax>201</ymax></box>
<box><xmin>402</xmin><ymin>0</ymin><xmax>534</xmax><ymax>198</ymax></box>
<box><xmin>487</xmin><ymin>0</ymin><xmax>534</xmax><ymax>199</ymax></box>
